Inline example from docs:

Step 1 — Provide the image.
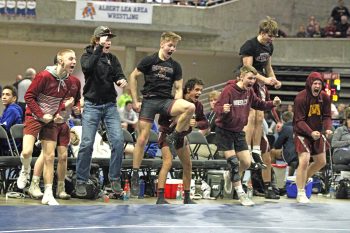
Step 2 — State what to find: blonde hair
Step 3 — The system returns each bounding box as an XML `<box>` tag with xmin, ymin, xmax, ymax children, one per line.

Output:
<box><xmin>160</xmin><ymin>32</ymin><xmax>182</xmax><ymax>43</ymax></box>
<box><xmin>57</xmin><ymin>49</ymin><xmax>75</xmax><ymax>61</ymax></box>
<box><xmin>208</xmin><ymin>90</ymin><xmax>221</xmax><ymax>101</ymax></box>
<box><xmin>259</xmin><ymin>16</ymin><xmax>279</xmax><ymax>36</ymax></box>
<box><xmin>240</xmin><ymin>65</ymin><xmax>257</xmax><ymax>75</ymax></box>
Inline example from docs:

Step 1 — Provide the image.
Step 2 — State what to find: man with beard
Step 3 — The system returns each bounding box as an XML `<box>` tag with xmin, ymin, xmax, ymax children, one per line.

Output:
<box><xmin>214</xmin><ymin>65</ymin><xmax>281</xmax><ymax>206</ymax></box>
<box><xmin>128</xmin><ymin>32</ymin><xmax>195</xmax><ymax>197</ymax></box>
<box><xmin>293</xmin><ymin>72</ymin><xmax>332</xmax><ymax>204</ymax></box>
<box><xmin>156</xmin><ymin>78</ymin><xmax>209</xmax><ymax>204</ymax></box>
<box><xmin>239</xmin><ymin>17</ymin><xmax>282</xmax><ymax>170</ymax></box>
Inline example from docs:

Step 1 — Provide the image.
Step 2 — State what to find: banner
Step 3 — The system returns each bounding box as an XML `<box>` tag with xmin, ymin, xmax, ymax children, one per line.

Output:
<box><xmin>75</xmin><ymin>1</ymin><xmax>153</xmax><ymax>24</ymax></box>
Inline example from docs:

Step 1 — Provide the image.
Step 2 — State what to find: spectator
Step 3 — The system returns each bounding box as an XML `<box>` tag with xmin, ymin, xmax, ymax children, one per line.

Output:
<box><xmin>331</xmin><ymin>0</ymin><xmax>350</xmax><ymax>23</ymax></box>
<box><xmin>324</xmin><ymin>17</ymin><xmax>337</xmax><ymax>37</ymax></box>
<box><xmin>0</xmin><ymin>85</ymin><xmax>23</xmax><ymax>156</ymax></box>
<box><xmin>119</xmin><ymin>100</ymin><xmax>138</xmax><ymax>133</ymax></box>
<box><xmin>337</xmin><ymin>103</ymin><xmax>346</xmax><ymax>120</ymax></box>
<box><xmin>17</xmin><ymin>68</ymin><xmax>36</xmax><ymax>116</ymax></box>
<box><xmin>335</xmin><ymin>15</ymin><xmax>349</xmax><ymax>37</ymax></box>
<box><xmin>206</xmin><ymin>90</ymin><xmax>221</xmax><ymax>133</ymax></box>
<box><xmin>306</xmin><ymin>15</ymin><xmax>320</xmax><ymax>37</ymax></box>
<box><xmin>332</xmin><ymin>109</ymin><xmax>350</xmax><ymax>166</ymax></box>
<box><xmin>296</xmin><ymin>24</ymin><xmax>306</xmax><ymax>37</ymax></box>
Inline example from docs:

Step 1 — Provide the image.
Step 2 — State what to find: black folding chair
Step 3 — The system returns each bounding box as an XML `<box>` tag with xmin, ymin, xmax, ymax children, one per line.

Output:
<box><xmin>186</xmin><ymin>130</ymin><xmax>213</xmax><ymax>160</ymax></box>
<box><xmin>0</xmin><ymin>126</ymin><xmax>14</xmax><ymax>156</ymax></box>
<box><xmin>9</xmin><ymin>124</ymin><xmax>24</xmax><ymax>157</ymax></box>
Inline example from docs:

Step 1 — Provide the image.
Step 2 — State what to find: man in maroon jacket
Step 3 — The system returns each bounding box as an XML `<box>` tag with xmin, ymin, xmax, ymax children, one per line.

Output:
<box><xmin>214</xmin><ymin>65</ymin><xmax>281</xmax><ymax>206</ymax></box>
<box><xmin>293</xmin><ymin>72</ymin><xmax>332</xmax><ymax>204</ymax></box>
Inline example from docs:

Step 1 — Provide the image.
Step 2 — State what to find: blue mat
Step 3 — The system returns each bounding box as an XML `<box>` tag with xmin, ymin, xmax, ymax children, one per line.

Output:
<box><xmin>0</xmin><ymin>203</ymin><xmax>349</xmax><ymax>233</ymax></box>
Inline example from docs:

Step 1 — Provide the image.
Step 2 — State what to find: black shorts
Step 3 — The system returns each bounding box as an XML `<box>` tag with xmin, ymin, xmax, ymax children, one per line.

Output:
<box><xmin>215</xmin><ymin>127</ymin><xmax>248</xmax><ymax>152</ymax></box>
<box><xmin>139</xmin><ymin>98</ymin><xmax>174</xmax><ymax>122</ymax></box>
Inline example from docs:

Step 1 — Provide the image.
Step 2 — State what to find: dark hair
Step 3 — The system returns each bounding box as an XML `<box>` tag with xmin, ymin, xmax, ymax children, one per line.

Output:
<box><xmin>3</xmin><ymin>85</ymin><xmax>18</xmax><ymax>97</ymax></box>
<box><xmin>183</xmin><ymin>78</ymin><xmax>204</xmax><ymax>95</ymax></box>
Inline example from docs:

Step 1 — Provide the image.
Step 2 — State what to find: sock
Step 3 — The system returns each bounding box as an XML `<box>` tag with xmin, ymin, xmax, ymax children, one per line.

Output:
<box><xmin>44</xmin><ymin>184</ymin><xmax>53</xmax><ymax>195</ymax></box>
<box><xmin>57</xmin><ymin>181</ymin><xmax>65</xmax><ymax>193</ymax></box>
<box><xmin>234</xmin><ymin>185</ymin><xmax>245</xmax><ymax>197</ymax></box>
<box><xmin>32</xmin><ymin>175</ymin><xmax>40</xmax><ymax>182</ymax></box>
<box><xmin>184</xmin><ymin>190</ymin><xmax>190</xmax><ymax>200</ymax></box>
<box><xmin>298</xmin><ymin>188</ymin><xmax>305</xmax><ymax>195</ymax></box>
<box><xmin>252</xmin><ymin>146</ymin><xmax>261</xmax><ymax>155</ymax></box>
<box><xmin>264</xmin><ymin>182</ymin><xmax>271</xmax><ymax>190</ymax></box>
<box><xmin>158</xmin><ymin>188</ymin><xmax>165</xmax><ymax>199</ymax></box>
<box><xmin>248</xmin><ymin>145</ymin><xmax>252</xmax><ymax>152</ymax></box>
<box><xmin>21</xmin><ymin>155</ymin><xmax>32</xmax><ymax>169</ymax></box>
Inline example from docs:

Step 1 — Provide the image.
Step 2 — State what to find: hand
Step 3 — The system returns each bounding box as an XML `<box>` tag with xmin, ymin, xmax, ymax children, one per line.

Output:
<box><xmin>311</xmin><ymin>131</ymin><xmax>321</xmax><ymax>140</ymax></box>
<box><xmin>65</xmin><ymin>97</ymin><xmax>74</xmax><ymax>109</ymax></box>
<box><xmin>325</xmin><ymin>130</ymin><xmax>333</xmax><ymax>139</ymax></box>
<box><xmin>223</xmin><ymin>104</ymin><xmax>232</xmax><ymax>113</ymax></box>
<box><xmin>116</xmin><ymin>79</ymin><xmax>127</xmax><ymax>88</ymax></box>
<box><xmin>273</xmin><ymin>96</ymin><xmax>281</xmax><ymax>106</ymax></box>
<box><xmin>190</xmin><ymin>118</ymin><xmax>196</xmax><ymax>127</ymax></box>
<box><xmin>274</xmin><ymin>80</ymin><xmax>282</xmax><ymax>89</ymax></box>
<box><xmin>275</xmin><ymin>122</ymin><xmax>283</xmax><ymax>133</ymax></box>
<box><xmin>99</xmin><ymin>36</ymin><xmax>108</xmax><ymax>46</ymax></box>
<box><xmin>132</xmin><ymin>101</ymin><xmax>141</xmax><ymax>113</ymax></box>
<box><xmin>53</xmin><ymin>113</ymin><xmax>64</xmax><ymax>124</ymax></box>
<box><xmin>264</xmin><ymin>77</ymin><xmax>277</xmax><ymax>86</ymax></box>
<box><xmin>72</xmin><ymin>106</ymin><xmax>81</xmax><ymax>115</ymax></box>
<box><xmin>42</xmin><ymin>114</ymin><xmax>53</xmax><ymax>124</ymax></box>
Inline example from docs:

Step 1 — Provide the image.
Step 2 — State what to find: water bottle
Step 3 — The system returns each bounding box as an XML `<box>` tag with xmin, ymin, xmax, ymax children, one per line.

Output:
<box><xmin>329</xmin><ymin>182</ymin><xmax>336</xmax><ymax>199</ymax></box>
<box><xmin>138</xmin><ymin>179</ymin><xmax>145</xmax><ymax>199</ymax></box>
<box><xmin>99</xmin><ymin>168</ymin><xmax>104</xmax><ymax>189</ymax></box>
<box><xmin>176</xmin><ymin>183</ymin><xmax>183</xmax><ymax>200</ymax></box>
<box><xmin>247</xmin><ymin>180</ymin><xmax>253</xmax><ymax>199</ymax></box>
<box><xmin>123</xmin><ymin>179</ymin><xmax>130</xmax><ymax>201</ymax></box>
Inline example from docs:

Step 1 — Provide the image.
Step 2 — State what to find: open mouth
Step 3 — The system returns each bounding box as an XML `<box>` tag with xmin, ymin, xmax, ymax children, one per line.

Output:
<box><xmin>105</xmin><ymin>46</ymin><xmax>110</xmax><ymax>50</ymax></box>
<box><xmin>167</xmin><ymin>51</ymin><xmax>173</xmax><ymax>56</ymax></box>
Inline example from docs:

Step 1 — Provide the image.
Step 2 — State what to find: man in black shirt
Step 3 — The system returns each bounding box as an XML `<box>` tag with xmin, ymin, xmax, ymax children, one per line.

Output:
<box><xmin>239</xmin><ymin>17</ymin><xmax>282</xmax><ymax>170</ymax></box>
<box><xmin>128</xmin><ymin>32</ymin><xmax>195</xmax><ymax>197</ymax></box>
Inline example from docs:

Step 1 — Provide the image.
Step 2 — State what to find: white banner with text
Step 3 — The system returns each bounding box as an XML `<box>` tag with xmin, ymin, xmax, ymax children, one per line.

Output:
<box><xmin>75</xmin><ymin>1</ymin><xmax>153</xmax><ymax>24</ymax></box>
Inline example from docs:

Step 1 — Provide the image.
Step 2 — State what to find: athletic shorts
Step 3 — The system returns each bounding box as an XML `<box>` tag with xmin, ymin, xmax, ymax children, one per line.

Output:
<box><xmin>215</xmin><ymin>127</ymin><xmax>248</xmax><ymax>152</ymax></box>
<box><xmin>294</xmin><ymin>134</ymin><xmax>329</xmax><ymax>155</ymax></box>
<box><xmin>39</xmin><ymin>123</ymin><xmax>70</xmax><ymax>147</ymax></box>
<box><xmin>23</xmin><ymin>116</ymin><xmax>46</xmax><ymax>138</ymax></box>
<box><xmin>139</xmin><ymin>97</ymin><xmax>174</xmax><ymax>123</ymax></box>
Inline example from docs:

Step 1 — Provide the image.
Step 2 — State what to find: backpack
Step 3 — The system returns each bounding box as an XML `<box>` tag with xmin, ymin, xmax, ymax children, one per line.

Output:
<box><xmin>65</xmin><ymin>163</ymin><xmax>101</xmax><ymax>200</ymax></box>
<box><xmin>336</xmin><ymin>178</ymin><xmax>350</xmax><ymax>199</ymax></box>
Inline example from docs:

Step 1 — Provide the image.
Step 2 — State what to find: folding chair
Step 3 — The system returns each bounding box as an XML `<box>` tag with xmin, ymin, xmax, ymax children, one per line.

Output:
<box><xmin>186</xmin><ymin>130</ymin><xmax>213</xmax><ymax>160</ymax></box>
<box><xmin>0</xmin><ymin>126</ymin><xmax>14</xmax><ymax>156</ymax></box>
<box><xmin>9</xmin><ymin>124</ymin><xmax>24</xmax><ymax>157</ymax></box>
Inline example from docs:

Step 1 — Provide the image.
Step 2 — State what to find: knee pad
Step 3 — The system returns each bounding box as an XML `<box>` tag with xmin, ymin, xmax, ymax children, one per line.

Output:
<box><xmin>227</xmin><ymin>156</ymin><xmax>240</xmax><ymax>182</ymax></box>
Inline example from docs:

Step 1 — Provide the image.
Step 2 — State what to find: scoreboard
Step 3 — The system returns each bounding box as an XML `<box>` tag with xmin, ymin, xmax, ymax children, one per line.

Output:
<box><xmin>323</xmin><ymin>72</ymin><xmax>340</xmax><ymax>102</ymax></box>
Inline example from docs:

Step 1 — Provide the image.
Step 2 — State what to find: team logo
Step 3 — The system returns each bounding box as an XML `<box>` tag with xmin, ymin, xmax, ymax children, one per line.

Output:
<box><xmin>82</xmin><ymin>3</ymin><xmax>96</xmax><ymax>19</ymax></box>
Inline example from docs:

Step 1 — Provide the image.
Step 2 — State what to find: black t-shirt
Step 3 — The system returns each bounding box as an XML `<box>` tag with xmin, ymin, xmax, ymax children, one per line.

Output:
<box><xmin>239</xmin><ymin>37</ymin><xmax>274</xmax><ymax>75</ymax></box>
<box><xmin>137</xmin><ymin>52</ymin><xmax>182</xmax><ymax>99</ymax></box>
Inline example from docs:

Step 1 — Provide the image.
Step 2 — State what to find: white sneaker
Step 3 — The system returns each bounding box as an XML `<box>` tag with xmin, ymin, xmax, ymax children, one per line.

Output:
<box><xmin>238</xmin><ymin>193</ymin><xmax>255</xmax><ymax>206</ymax></box>
<box><xmin>28</xmin><ymin>179</ymin><xmax>43</xmax><ymax>199</ymax></box>
<box><xmin>17</xmin><ymin>166</ymin><xmax>31</xmax><ymax>189</ymax></box>
<box><xmin>56</xmin><ymin>191</ymin><xmax>71</xmax><ymax>200</ymax></box>
<box><xmin>42</xmin><ymin>193</ymin><xmax>59</xmax><ymax>206</ymax></box>
<box><xmin>297</xmin><ymin>192</ymin><xmax>310</xmax><ymax>204</ymax></box>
